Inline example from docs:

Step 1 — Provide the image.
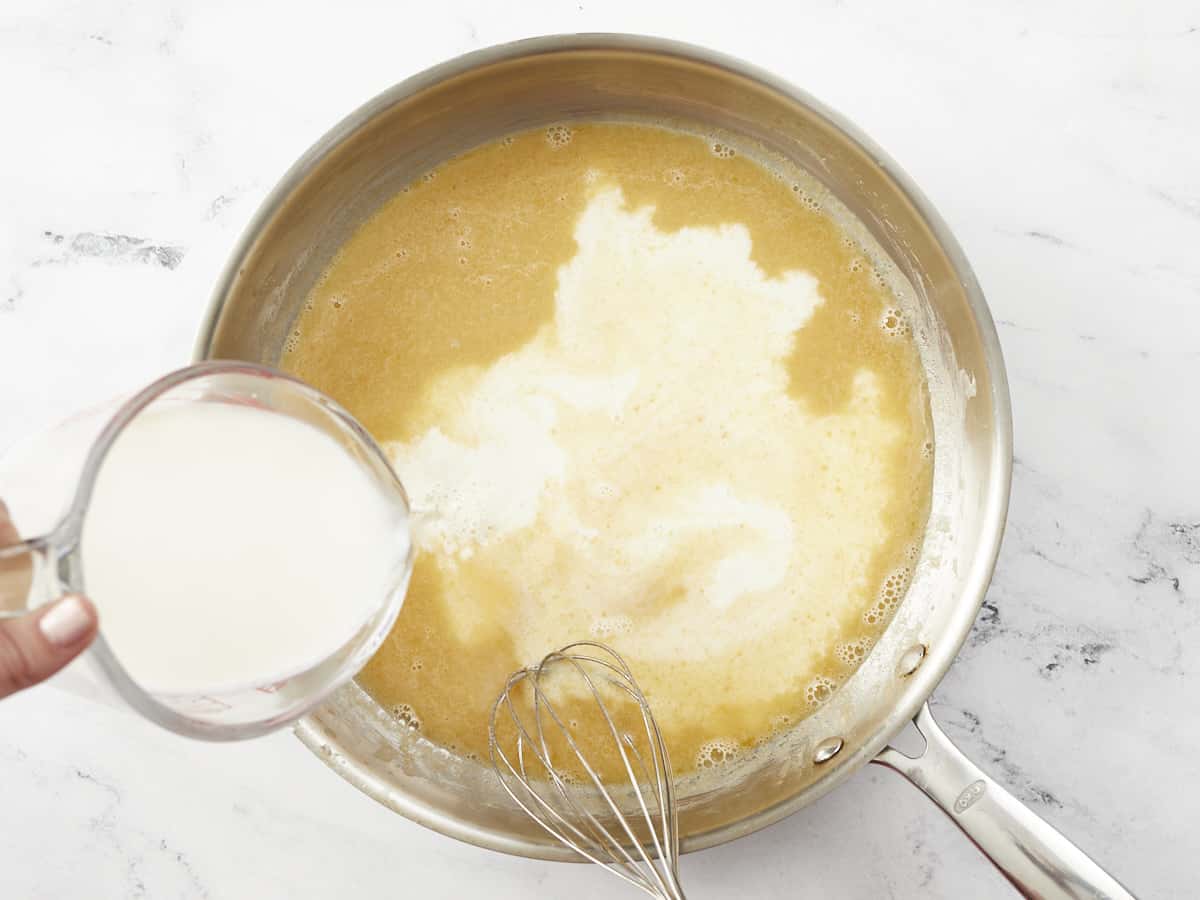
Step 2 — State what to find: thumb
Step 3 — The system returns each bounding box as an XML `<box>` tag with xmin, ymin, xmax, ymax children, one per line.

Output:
<box><xmin>0</xmin><ymin>595</ymin><xmax>99</xmax><ymax>700</ymax></box>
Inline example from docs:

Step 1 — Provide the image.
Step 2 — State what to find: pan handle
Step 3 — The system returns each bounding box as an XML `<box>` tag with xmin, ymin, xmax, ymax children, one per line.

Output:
<box><xmin>872</xmin><ymin>703</ymin><xmax>1136</xmax><ymax>899</ymax></box>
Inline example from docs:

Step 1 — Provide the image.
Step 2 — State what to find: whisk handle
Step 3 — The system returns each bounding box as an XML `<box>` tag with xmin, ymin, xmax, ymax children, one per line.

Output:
<box><xmin>873</xmin><ymin>703</ymin><xmax>1136</xmax><ymax>900</ymax></box>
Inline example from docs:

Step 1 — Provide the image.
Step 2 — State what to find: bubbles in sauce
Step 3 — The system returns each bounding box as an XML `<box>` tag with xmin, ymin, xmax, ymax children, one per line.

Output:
<box><xmin>284</xmin><ymin>122</ymin><xmax>933</xmax><ymax>774</ymax></box>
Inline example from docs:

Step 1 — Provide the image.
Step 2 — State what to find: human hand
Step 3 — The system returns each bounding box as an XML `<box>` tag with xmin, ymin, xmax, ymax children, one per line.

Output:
<box><xmin>0</xmin><ymin>500</ymin><xmax>98</xmax><ymax>699</ymax></box>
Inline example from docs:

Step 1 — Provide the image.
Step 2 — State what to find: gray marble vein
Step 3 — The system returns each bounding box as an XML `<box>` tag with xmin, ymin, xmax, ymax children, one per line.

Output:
<box><xmin>37</xmin><ymin>231</ymin><xmax>187</xmax><ymax>270</ymax></box>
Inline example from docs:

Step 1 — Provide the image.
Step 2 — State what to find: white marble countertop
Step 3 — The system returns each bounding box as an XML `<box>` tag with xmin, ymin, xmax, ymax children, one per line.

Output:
<box><xmin>2</xmin><ymin>1</ymin><xmax>1197</xmax><ymax>897</ymax></box>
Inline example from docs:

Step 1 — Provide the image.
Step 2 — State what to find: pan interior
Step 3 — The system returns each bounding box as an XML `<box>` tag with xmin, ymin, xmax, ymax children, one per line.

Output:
<box><xmin>201</xmin><ymin>37</ymin><xmax>1007</xmax><ymax>858</ymax></box>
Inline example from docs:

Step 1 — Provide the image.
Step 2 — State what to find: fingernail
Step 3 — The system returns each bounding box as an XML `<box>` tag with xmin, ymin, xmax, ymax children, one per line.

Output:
<box><xmin>40</xmin><ymin>595</ymin><xmax>94</xmax><ymax>647</ymax></box>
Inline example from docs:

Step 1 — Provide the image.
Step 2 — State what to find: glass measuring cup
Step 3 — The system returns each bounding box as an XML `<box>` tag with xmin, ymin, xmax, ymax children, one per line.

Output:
<box><xmin>0</xmin><ymin>362</ymin><xmax>413</xmax><ymax>740</ymax></box>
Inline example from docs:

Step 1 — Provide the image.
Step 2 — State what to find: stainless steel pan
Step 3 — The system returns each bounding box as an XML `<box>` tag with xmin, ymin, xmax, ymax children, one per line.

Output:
<box><xmin>196</xmin><ymin>35</ymin><xmax>1134</xmax><ymax>899</ymax></box>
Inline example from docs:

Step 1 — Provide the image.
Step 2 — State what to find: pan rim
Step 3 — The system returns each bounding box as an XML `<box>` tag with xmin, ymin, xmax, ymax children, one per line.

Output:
<box><xmin>196</xmin><ymin>32</ymin><xmax>1013</xmax><ymax>860</ymax></box>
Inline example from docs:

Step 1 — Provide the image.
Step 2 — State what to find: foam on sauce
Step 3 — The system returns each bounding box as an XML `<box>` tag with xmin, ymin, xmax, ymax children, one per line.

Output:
<box><xmin>283</xmin><ymin>122</ymin><xmax>933</xmax><ymax>773</ymax></box>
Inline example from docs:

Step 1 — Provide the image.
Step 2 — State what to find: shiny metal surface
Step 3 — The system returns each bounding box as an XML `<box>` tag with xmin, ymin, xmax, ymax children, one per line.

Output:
<box><xmin>194</xmin><ymin>31</ymin><xmax>1058</xmax><ymax>882</ymax></box>
<box><xmin>489</xmin><ymin>642</ymin><xmax>685</xmax><ymax>899</ymax></box>
<box><xmin>876</xmin><ymin>705</ymin><xmax>1136</xmax><ymax>899</ymax></box>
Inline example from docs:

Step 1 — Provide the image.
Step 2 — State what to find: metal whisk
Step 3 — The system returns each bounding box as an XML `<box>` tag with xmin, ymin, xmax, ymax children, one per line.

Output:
<box><xmin>489</xmin><ymin>641</ymin><xmax>686</xmax><ymax>899</ymax></box>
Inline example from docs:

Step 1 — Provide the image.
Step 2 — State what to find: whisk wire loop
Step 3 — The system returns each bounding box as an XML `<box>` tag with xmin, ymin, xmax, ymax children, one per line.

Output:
<box><xmin>489</xmin><ymin>641</ymin><xmax>686</xmax><ymax>899</ymax></box>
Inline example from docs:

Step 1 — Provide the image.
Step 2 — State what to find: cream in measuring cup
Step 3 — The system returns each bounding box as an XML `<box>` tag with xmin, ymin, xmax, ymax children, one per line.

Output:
<box><xmin>0</xmin><ymin>363</ymin><xmax>413</xmax><ymax>739</ymax></box>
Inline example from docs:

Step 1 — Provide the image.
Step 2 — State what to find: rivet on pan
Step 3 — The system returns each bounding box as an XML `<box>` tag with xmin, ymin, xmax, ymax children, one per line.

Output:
<box><xmin>898</xmin><ymin>643</ymin><xmax>927</xmax><ymax>677</ymax></box>
<box><xmin>812</xmin><ymin>737</ymin><xmax>844</xmax><ymax>764</ymax></box>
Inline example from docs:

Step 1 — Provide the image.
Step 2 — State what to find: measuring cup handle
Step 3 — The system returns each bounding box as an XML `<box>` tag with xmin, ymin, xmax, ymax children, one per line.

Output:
<box><xmin>0</xmin><ymin>533</ymin><xmax>63</xmax><ymax>617</ymax></box>
<box><xmin>0</xmin><ymin>396</ymin><xmax>129</xmax><ymax>619</ymax></box>
<box><xmin>872</xmin><ymin>703</ymin><xmax>1137</xmax><ymax>900</ymax></box>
